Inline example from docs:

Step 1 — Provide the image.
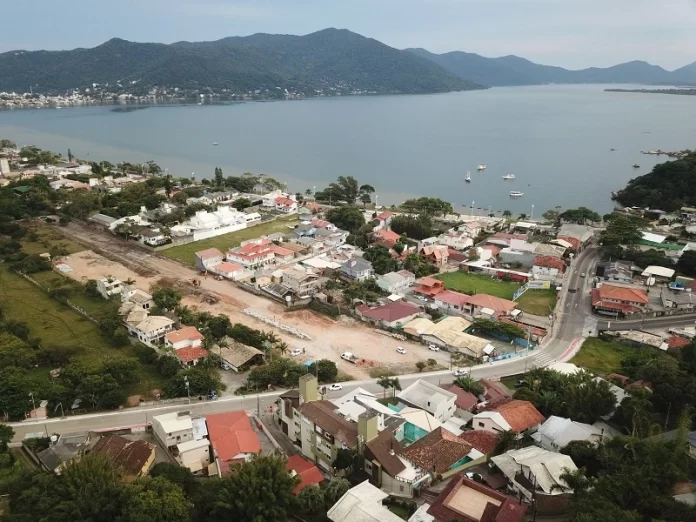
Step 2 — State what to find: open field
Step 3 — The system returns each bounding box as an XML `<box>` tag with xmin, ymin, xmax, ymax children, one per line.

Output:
<box><xmin>515</xmin><ymin>289</ymin><xmax>558</xmax><ymax>316</ymax></box>
<box><xmin>162</xmin><ymin>214</ymin><xmax>300</xmax><ymax>265</ymax></box>
<box><xmin>20</xmin><ymin>222</ymin><xmax>86</xmax><ymax>256</ymax></box>
<box><xmin>0</xmin><ymin>267</ymin><xmax>164</xmax><ymax>396</ymax></box>
<box><xmin>436</xmin><ymin>272</ymin><xmax>556</xmax><ymax>315</ymax></box>
<box><xmin>569</xmin><ymin>337</ymin><xmax>650</xmax><ymax>376</ymax></box>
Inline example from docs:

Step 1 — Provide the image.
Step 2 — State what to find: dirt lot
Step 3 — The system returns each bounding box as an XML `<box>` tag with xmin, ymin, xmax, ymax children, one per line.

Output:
<box><xmin>55</xmin><ymin>222</ymin><xmax>452</xmax><ymax>380</ymax></box>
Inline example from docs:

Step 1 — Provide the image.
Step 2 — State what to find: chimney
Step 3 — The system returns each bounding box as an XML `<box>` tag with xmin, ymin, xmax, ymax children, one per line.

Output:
<box><xmin>358</xmin><ymin>411</ymin><xmax>378</xmax><ymax>445</ymax></box>
<box><xmin>298</xmin><ymin>374</ymin><xmax>318</xmax><ymax>405</ymax></box>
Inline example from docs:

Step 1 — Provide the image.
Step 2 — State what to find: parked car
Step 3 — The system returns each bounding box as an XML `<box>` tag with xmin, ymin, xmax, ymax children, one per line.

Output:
<box><xmin>514</xmin><ymin>379</ymin><xmax>529</xmax><ymax>388</ymax></box>
<box><xmin>580</xmin><ymin>272</ymin><xmax>586</xmax><ymax>278</ymax></box>
<box><xmin>290</xmin><ymin>348</ymin><xmax>302</xmax><ymax>357</ymax></box>
<box><xmin>428</xmin><ymin>344</ymin><xmax>440</xmax><ymax>352</ymax></box>
<box><xmin>453</xmin><ymin>369</ymin><xmax>467</xmax><ymax>377</ymax></box>
<box><xmin>328</xmin><ymin>383</ymin><xmax>343</xmax><ymax>391</ymax></box>
<box><xmin>396</xmin><ymin>346</ymin><xmax>407</xmax><ymax>354</ymax></box>
<box><xmin>221</xmin><ymin>362</ymin><xmax>232</xmax><ymax>371</ymax></box>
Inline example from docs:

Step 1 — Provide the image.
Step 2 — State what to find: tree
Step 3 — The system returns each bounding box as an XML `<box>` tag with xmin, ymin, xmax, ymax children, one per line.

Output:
<box><xmin>122</xmin><ymin>476</ymin><xmax>190</xmax><ymax>522</ymax></box>
<box><xmin>333</xmin><ymin>448</ymin><xmax>359</xmax><ymax>472</ymax></box>
<box><xmin>325</xmin><ymin>176</ymin><xmax>360</xmax><ymax>204</ymax></box>
<box><xmin>454</xmin><ymin>376</ymin><xmax>484</xmax><ymax>396</ymax></box>
<box><xmin>401</xmin><ymin>197</ymin><xmax>453</xmax><ymax>216</ymax></box>
<box><xmin>676</xmin><ymin>250</ymin><xmax>696</xmax><ymax>277</ymax></box>
<box><xmin>362</xmin><ymin>245</ymin><xmax>399</xmax><ymax>275</ymax></box>
<box><xmin>518</xmin><ymin>213</ymin><xmax>527</xmax><ymax>220</ymax></box>
<box><xmin>232</xmin><ymin>197</ymin><xmax>253</xmax><ymax>211</ymax></box>
<box><xmin>0</xmin><ymin>424</ymin><xmax>14</xmax><ymax>452</ymax></box>
<box><xmin>560</xmin><ymin>206</ymin><xmax>601</xmax><ymax>224</ymax></box>
<box><xmin>323</xmin><ymin>478</ymin><xmax>350</xmax><ymax>509</ymax></box>
<box><xmin>152</xmin><ymin>287</ymin><xmax>182</xmax><ymax>312</ymax></box>
<box><xmin>377</xmin><ymin>376</ymin><xmax>393</xmax><ymax>397</ymax></box>
<box><xmin>390</xmin><ymin>215</ymin><xmax>435</xmax><ymax>240</ymax></box>
<box><xmin>149</xmin><ymin>462</ymin><xmax>197</xmax><ymax>497</ymax></box>
<box><xmin>415</xmin><ymin>361</ymin><xmax>426</xmax><ymax>372</ymax></box>
<box><xmin>297</xmin><ymin>485</ymin><xmax>325</xmax><ymax>515</ymax></box>
<box><xmin>390</xmin><ymin>377</ymin><xmax>401</xmax><ymax>397</ymax></box>
<box><xmin>601</xmin><ymin>213</ymin><xmax>642</xmax><ymax>247</ymax></box>
<box><xmin>325</xmin><ymin>206</ymin><xmax>365</xmax><ymax>233</ymax></box>
<box><xmin>393</xmin><ymin>242</ymin><xmax>405</xmax><ymax>255</ymax></box>
<box><xmin>214</xmin><ymin>167</ymin><xmax>224</xmax><ymax>188</ymax></box>
<box><xmin>311</xmin><ymin>359</ymin><xmax>338</xmax><ymax>383</ymax></box>
<box><xmin>208</xmin><ymin>455</ymin><xmax>298</xmax><ymax>522</ymax></box>
<box><xmin>359</xmin><ymin>184</ymin><xmax>375</xmax><ymax>207</ymax></box>
<box><xmin>542</xmin><ymin>209</ymin><xmax>561</xmax><ymax>225</ymax></box>
<box><xmin>502</xmin><ymin>210</ymin><xmax>512</xmax><ymax>217</ymax></box>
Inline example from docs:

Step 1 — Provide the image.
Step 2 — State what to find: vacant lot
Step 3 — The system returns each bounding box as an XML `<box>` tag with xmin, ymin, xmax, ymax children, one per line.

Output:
<box><xmin>162</xmin><ymin>214</ymin><xmax>300</xmax><ymax>265</ymax></box>
<box><xmin>20</xmin><ymin>222</ymin><xmax>85</xmax><ymax>256</ymax></box>
<box><xmin>569</xmin><ymin>337</ymin><xmax>650</xmax><ymax>376</ymax></box>
<box><xmin>0</xmin><ymin>267</ymin><xmax>163</xmax><ymax>395</ymax></box>
<box><xmin>436</xmin><ymin>272</ymin><xmax>556</xmax><ymax>315</ymax></box>
<box><xmin>515</xmin><ymin>289</ymin><xmax>558</xmax><ymax>316</ymax></box>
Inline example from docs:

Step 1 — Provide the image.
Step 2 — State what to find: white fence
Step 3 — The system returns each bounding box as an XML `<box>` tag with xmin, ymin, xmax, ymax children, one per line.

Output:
<box><xmin>243</xmin><ymin>308</ymin><xmax>312</xmax><ymax>340</ymax></box>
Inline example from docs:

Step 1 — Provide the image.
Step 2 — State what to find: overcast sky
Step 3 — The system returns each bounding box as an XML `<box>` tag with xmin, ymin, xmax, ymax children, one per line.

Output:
<box><xmin>1</xmin><ymin>0</ymin><xmax>695</xmax><ymax>69</ymax></box>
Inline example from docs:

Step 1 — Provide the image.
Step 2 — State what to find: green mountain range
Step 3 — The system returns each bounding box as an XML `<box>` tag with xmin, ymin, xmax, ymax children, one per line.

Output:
<box><xmin>0</xmin><ymin>29</ymin><xmax>481</xmax><ymax>95</ymax></box>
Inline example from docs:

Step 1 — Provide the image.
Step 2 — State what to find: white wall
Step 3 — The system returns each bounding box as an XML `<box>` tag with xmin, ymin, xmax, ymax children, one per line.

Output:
<box><xmin>192</xmin><ymin>222</ymin><xmax>246</xmax><ymax>242</ymax></box>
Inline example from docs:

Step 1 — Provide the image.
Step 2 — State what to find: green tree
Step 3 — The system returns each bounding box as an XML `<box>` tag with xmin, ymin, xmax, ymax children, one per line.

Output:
<box><xmin>359</xmin><ymin>184</ymin><xmax>375</xmax><ymax>207</ymax></box>
<box><xmin>454</xmin><ymin>376</ymin><xmax>484</xmax><ymax>396</ymax></box>
<box><xmin>208</xmin><ymin>455</ymin><xmax>298</xmax><ymax>522</ymax></box>
<box><xmin>122</xmin><ymin>476</ymin><xmax>190</xmax><ymax>522</ymax></box>
<box><xmin>232</xmin><ymin>197</ymin><xmax>253</xmax><ymax>211</ymax></box>
<box><xmin>149</xmin><ymin>462</ymin><xmax>197</xmax><ymax>497</ymax></box>
<box><xmin>390</xmin><ymin>215</ymin><xmax>435</xmax><ymax>240</ymax></box>
<box><xmin>323</xmin><ymin>478</ymin><xmax>350</xmax><ymax>509</ymax></box>
<box><xmin>333</xmin><ymin>448</ymin><xmax>359</xmax><ymax>472</ymax></box>
<box><xmin>560</xmin><ymin>206</ymin><xmax>601</xmax><ymax>224</ymax></box>
<box><xmin>0</xmin><ymin>424</ymin><xmax>15</xmax><ymax>452</ymax></box>
<box><xmin>325</xmin><ymin>176</ymin><xmax>360</xmax><ymax>204</ymax></box>
<box><xmin>377</xmin><ymin>376</ymin><xmax>393</xmax><ymax>396</ymax></box>
<box><xmin>152</xmin><ymin>287</ymin><xmax>182</xmax><ymax>312</ymax></box>
<box><xmin>676</xmin><ymin>250</ymin><xmax>696</xmax><ymax>277</ymax></box>
<box><xmin>310</xmin><ymin>359</ymin><xmax>338</xmax><ymax>383</ymax></box>
<box><xmin>601</xmin><ymin>214</ymin><xmax>642</xmax><ymax>247</ymax></box>
<box><xmin>415</xmin><ymin>361</ymin><xmax>426</xmax><ymax>372</ymax></box>
<box><xmin>502</xmin><ymin>210</ymin><xmax>512</xmax><ymax>217</ymax></box>
<box><xmin>390</xmin><ymin>377</ymin><xmax>402</xmax><ymax>397</ymax></box>
<box><xmin>362</xmin><ymin>245</ymin><xmax>399</xmax><ymax>275</ymax></box>
<box><xmin>326</xmin><ymin>206</ymin><xmax>365</xmax><ymax>233</ymax></box>
<box><xmin>401</xmin><ymin>197</ymin><xmax>453</xmax><ymax>216</ymax></box>
<box><xmin>297</xmin><ymin>484</ymin><xmax>325</xmax><ymax>515</ymax></box>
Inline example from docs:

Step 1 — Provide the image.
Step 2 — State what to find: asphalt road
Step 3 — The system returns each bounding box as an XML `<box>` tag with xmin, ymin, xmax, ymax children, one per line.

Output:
<box><xmin>10</xmin><ymin>243</ymin><xmax>693</xmax><ymax>441</ymax></box>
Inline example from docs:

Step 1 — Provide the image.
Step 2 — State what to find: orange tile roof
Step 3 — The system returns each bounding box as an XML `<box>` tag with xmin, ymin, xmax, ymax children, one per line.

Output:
<box><xmin>458</xmin><ymin>430</ymin><xmax>500</xmax><ymax>455</ymax></box>
<box><xmin>175</xmin><ymin>346</ymin><xmax>209</xmax><ymax>364</ymax></box>
<box><xmin>376</xmin><ymin>211</ymin><xmax>394</xmax><ymax>221</ymax></box>
<box><xmin>436</xmin><ymin>290</ymin><xmax>472</xmax><ymax>307</ymax></box>
<box><xmin>166</xmin><ymin>326</ymin><xmax>204</xmax><ymax>344</ymax></box>
<box><xmin>597</xmin><ymin>284</ymin><xmax>649</xmax><ymax>304</ymax></box>
<box><xmin>557</xmin><ymin>235</ymin><xmax>582</xmax><ymax>249</ymax></box>
<box><xmin>492</xmin><ymin>400</ymin><xmax>544</xmax><ymax>432</ymax></box>
<box><xmin>402</xmin><ymin>428</ymin><xmax>473</xmax><ymax>474</ymax></box>
<box><xmin>196</xmin><ymin>248</ymin><xmax>223</xmax><ymax>260</ymax></box>
<box><xmin>481</xmin><ymin>244</ymin><xmax>501</xmax><ymax>256</ymax></box>
<box><xmin>271</xmin><ymin>245</ymin><xmax>295</xmax><ymax>257</ymax></box>
<box><xmin>533</xmin><ymin>255</ymin><xmax>566</xmax><ymax>271</ymax></box>
<box><xmin>215</xmin><ymin>261</ymin><xmax>244</xmax><ymax>273</ymax></box>
<box><xmin>466</xmin><ymin>293</ymin><xmax>517</xmax><ymax>312</ymax></box>
<box><xmin>206</xmin><ymin>411</ymin><xmax>261</xmax><ymax>473</ymax></box>
<box><xmin>286</xmin><ymin>455</ymin><xmax>324</xmax><ymax>494</ymax></box>
<box><xmin>374</xmin><ymin>229</ymin><xmax>401</xmax><ymax>244</ymax></box>
<box><xmin>275</xmin><ymin>196</ymin><xmax>296</xmax><ymax>207</ymax></box>
<box><xmin>668</xmin><ymin>335</ymin><xmax>691</xmax><ymax>349</ymax></box>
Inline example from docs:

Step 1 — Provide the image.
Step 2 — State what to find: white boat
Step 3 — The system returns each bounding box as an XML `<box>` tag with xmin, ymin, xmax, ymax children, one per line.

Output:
<box><xmin>212</xmin><ymin>142</ymin><xmax>219</xmax><ymax>146</ymax></box>
<box><xmin>465</xmin><ymin>171</ymin><xmax>471</xmax><ymax>182</ymax></box>
<box><xmin>477</xmin><ymin>164</ymin><xmax>487</xmax><ymax>171</ymax></box>
<box><xmin>509</xmin><ymin>191</ymin><xmax>524</xmax><ymax>198</ymax></box>
<box><xmin>502</xmin><ymin>174</ymin><xmax>515</xmax><ymax>180</ymax></box>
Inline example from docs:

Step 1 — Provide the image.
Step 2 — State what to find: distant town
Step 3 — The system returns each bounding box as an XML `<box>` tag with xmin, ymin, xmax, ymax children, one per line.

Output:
<box><xmin>1</xmin><ymin>139</ymin><xmax>696</xmax><ymax>521</ymax></box>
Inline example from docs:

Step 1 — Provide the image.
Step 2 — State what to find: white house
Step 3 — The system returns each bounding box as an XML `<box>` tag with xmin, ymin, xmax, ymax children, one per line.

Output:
<box><xmin>531</xmin><ymin>416</ymin><xmax>606</xmax><ymax>452</ymax></box>
<box><xmin>152</xmin><ymin>412</ymin><xmax>195</xmax><ymax>449</ymax></box>
<box><xmin>227</xmin><ymin>239</ymin><xmax>276</xmax><ymax>268</ymax></box>
<box><xmin>164</xmin><ymin>326</ymin><xmax>205</xmax><ymax>350</ymax></box>
<box><xmin>396</xmin><ymin>379</ymin><xmax>457</xmax><ymax>422</ymax></box>
<box><xmin>275</xmin><ymin>196</ymin><xmax>298</xmax><ymax>214</ymax></box>
<box><xmin>125</xmin><ymin>316</ymin><xmax>175</xmax><ymax>346</ymax></box>
<box><xmin>96</xmin><ymin>278</ymin><xmax>122</xmax><ymax>299</ymax></box>
<box><xmin>262</xmin><ymin>190</ymin><xmax>285</xmax><ymax>208</ymax></box>
<box><xmin>175</xmin><ymin>438</ymin><xmax>211</xmax><ymax>474</ymax></box>
<box><xmin>211</xmin><ymin>261</ymin><xmax>247</xmax><ymax>281</ymax></box>
<box><xmin>327</xmin><ymin>481</ymin><xmax>405</xmax><ymax>522</ymax></box>
<box><xmin>376</xmin><ymin>270</ymin><xmax>416</xmax><ymax>295</ymax></box>
<box><xmin>138</xmin><ymin>227</ymin><xmax>168</xmax><ymax>246</ymax></box>
<box><xmin>184</xmin><ymin>206</ymin><xmax>247</xmax><ymax>242</ymax></box>
<box><xmin>108</xmin><ymin>214</ymin><xmax>150</xmax><ymax>232</ymax></box>
<box><xmin>121</xmin><ymin>287</ymin><xmax>154</xmax><ymax>310</ymax></box>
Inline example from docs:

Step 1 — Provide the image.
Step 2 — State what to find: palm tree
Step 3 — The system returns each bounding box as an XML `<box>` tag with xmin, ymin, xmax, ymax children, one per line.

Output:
<box><xmin>276</xmin><ymin>341</ymin><xmax>289</xmax><ymax>356</ymax></box>
<box><xmin>454</xmin><ymin>376</ymin><xmax>484</xmax><ymax>396</ymax></box>
<box><xmin>264</xmin><ymin>331</ymin><xmax>280</xmax><ymax>345</ymax></box>
<box><xmin>305</xmin><ymin>188</ymin><xmax>312</xmax><ymax>196</ymax></box>
<box><xmin>377</xmin><ymin>376</ymin><xmax>392</xmax><ymax>397</ymax></box>
<box><xmin>391</xmin><ymin>377</ymin><xmax>402</xmax><ymax>398</ymax></box>
<box><xmin>502</xmin><ymin>210</ymin><xmax>512</xmax><ymax>217</ymax></box>
<box><xmin>538</xmin><ymin>390</ymin><xmax>559</xmax><ymax>416</ymax></box>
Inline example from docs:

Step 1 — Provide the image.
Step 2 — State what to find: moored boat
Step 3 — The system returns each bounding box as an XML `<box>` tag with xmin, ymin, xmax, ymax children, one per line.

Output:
<box><xmin>502</xmin><ymin>174</ymin><xmax>515</xmax><ymax>180</ymax></box>
<box><xmin>477</xmin><ymin>164</ymin><xmax>486</xmax><ymax>171</ymax></box>
<box><xmin>509</xmin><ymin>191</ymin><xmax>524</xmax><ymax>198</ymax></box>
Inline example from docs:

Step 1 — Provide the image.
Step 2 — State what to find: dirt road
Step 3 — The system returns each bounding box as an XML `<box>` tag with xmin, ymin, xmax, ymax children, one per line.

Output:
<box><xmin>58</xmin><ymin>222</ymin><xmax>452</xmax><ymax>379</ymax></box>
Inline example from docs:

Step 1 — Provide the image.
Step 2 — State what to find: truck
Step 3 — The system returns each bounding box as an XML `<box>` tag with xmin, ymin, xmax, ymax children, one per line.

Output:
<box><xmin>341</xmin><ymin>352</ymin><xmax>360</xmax><ymax>364</ymax></box>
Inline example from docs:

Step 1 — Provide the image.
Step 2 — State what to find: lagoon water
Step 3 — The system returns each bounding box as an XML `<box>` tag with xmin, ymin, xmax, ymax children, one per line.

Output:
<box><xmin>1</xmin><ymin>84</ymin><xmax>695</xmax><ymax>214</ymax></box>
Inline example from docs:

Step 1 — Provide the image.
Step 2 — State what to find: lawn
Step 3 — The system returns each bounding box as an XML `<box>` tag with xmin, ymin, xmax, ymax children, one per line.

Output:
<box><xmin>569</xmin><ymin>337</ymin><xmax>649</xmax><ymax>376</ymax></box>
<box><xmin>435</xmin><ymin>272</ymin><xmax>557</xmax><ymax>316</ymax></box>
<box><xmin>515</xmin><ymin>289</ymin><xmax>558</xmax><ymax>316</ymax></box>
<box><xmin>387</xmin><ymin>504</ymin><xmax>411</xmax><ymax>520</ymax></box>
<box><xmin>0</xmin><ymin>267</ymin><xmax>163</xmax><ymax>395</ymax></box>
<box><xmin>20</xmin><ymin>222</ymin><xmax>85</xmax><ymax>256</ymax></box>
<box><xmin>162</xmin><ymin>214</ymin><xmax>300</xmax><ymax>265</ymax></box>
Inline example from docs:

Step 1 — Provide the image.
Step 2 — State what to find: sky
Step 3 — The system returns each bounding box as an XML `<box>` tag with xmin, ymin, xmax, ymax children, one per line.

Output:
<box><xmin>1</xmin><ymin>0</ymin><xmax>695</xmax><ymax>69</ymax></box>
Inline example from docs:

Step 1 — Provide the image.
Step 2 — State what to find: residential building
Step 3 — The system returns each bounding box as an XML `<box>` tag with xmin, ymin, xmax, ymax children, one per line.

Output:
<box><xmin>175</xmin><ymin>438</ymin><xmax>211</xmax><ymax>474</ymax></box>
<box><xmin>88</xmin><ymin>213</ymin><xmax>117</xmax><ymax>230</ymax></box>
<box><xmin>533</xmin><ymin>243</ymin><xmax>566</xmax><ymax>258</ymax></box>
<box><xmin>479</xmin><ymin>379</ymin><xmax>513</xmax><ymax>408</ymax></box>
<box><xmin>373</xmin><ymin>228</ymin><xmax>401</xmax><ymax>247</ymax></box>
<box><xmin>532</xmin><ymin>416</ymin><xmax>606</xmax><ymax>452</ymax></box>
<box><xmin>661</xmin><ymin>288</ymin><xmax>696</xmax><ymax>310</ymax></box>
<box><xmin>125</xmin><ymin>316</ymin><xmax>175</xmax><ymax>346</ymax></box>
<box><xmin>419</xmin><ymin>318</ymin><xmax>493</xmax><ymax>359</ymax></box>
<box><xmin>397</xmin><ymin>380</ymin><xmax>457</xmax><ymax>422</ymax></box>
<box><xmin>420</xmin><ymin>245</ymin><xmax>450</xmax><ymax>266</ymax></box>
<box><xmin>341</xmin><ymin>258</ymin><xmax>374</xmax><ymax>281</ymax></box>
<box><xmin>434</xmin><ymin>290</ymin><xmax>472</xmax><ymax>316</ymax></box>
<box><xmin>397</xmin><ymin>407</ymin><xmax>443</xmax><ymax>444</ymax></box>
<box><xmin>165</xmin><ymin>326</ymin><xmax>204</xmax><ymax>350</ymax></box>
<box><xmin>271</xmin><ymin>244</ymin><xmax>296</xmax><ymax>264</ymax></box>
<box><xmin>195</xmin><ymin>248</ymin><xmax>224</xmax><ymax>271</ymax></box>
<box><xmin>464</xmin><ymin>294</ymin><xmax>517</xmax><ymax>318</ymax></box>
<box><xmin>261</xmin><ymin>189</ymin><xmax>287</xmax><ymax>208</ymax></box>
<box><xmin>174</xmin><ymin>347</ymin><xmax>210</xmax><ymax>367</ymax></box>
<box><xmin>227</xmin><ymin>239</ymin><xmax>276</xmax><ymax>268</ymax></box>
<box><xmin>287</xmin><ymin>455</ymin><xmax>324</xmax><ymax>494</ymax></box>
<box><xmin>212</xmin><ymin>261</ymin><xmax>247</xmax><ymax>281</ymax></box>
<box><xmin>138</xmin><ymin>227</ymin><xmax>168</xmax><ymax>246</ymax></box>
<box><xmin>438</xmin><ymin>229</ymin><xmax>475</xmax><ymax>251</ymax></box>
<box><xmin>90</xmin><ymin>435</ymin><xmax>156</xmax><ymax>482</ymax></box>
<box><xmin>426</xmin><ymin>475</ymin><xmax>527</xmax><ymax>522</ymax></box>
<box><xmin>457</xmin><ymin>431</ymin><xmax>500</xmax><ymax>457</ymax></box>
<box><xmin>414</xmin><ymin>277</ymin><xmax>445</xmax><ymax>298</ymax></box>
<box><xmin>327</xmin><ymin>480</ymin><xmax>405</xmax><ymax>522</ymax></box>
<box><xmin>642</xmin><ymin>265</ymin><xmax>676</xmax><ymax>281</ymax></box>
<box><xmin>311</xmin><ymin>218</ymin><xmax>336</xmax><ymax>231</ymax></box>
<box><xmin>472</xmin><ymin>400</ymin><xmax>544</xmax><ymax>434</ymax></box>
<box><xmin>558</xmin><ymin>224</ymin><xmax>594</xmax><ymax>247</ymax></box>
<box><xmin>374</xmin><ymin>211</ymin><xmax>395</xmax><ymax>230</ymax></box>
<box><xmin>275</xmin><ymin>196</ymin><xmax>299</xmax><ymax>213</ymax></box>
<box><xmin>491</xmin><ymin>446</ymin><xmax>578</xmax><ymax>501</ymax></box>
<box><xmin>315</xmin><ymin>227</ymin><xmax>349</xmax><ymax>248</ymax></box>
<box><xmin>531</xmin><ymin>255</ymin><xmax>566</xmax><ymax>279</ymax></box>
<box><xmin>152</xmin><ymin>412</ymin><xmax>195</xmax><ymax>449</ymax></box>
<box><xmin>595</xmin><ymin>260</ymin><xmax>634</xmax><ymax>283</ymax></box>
<box><xmin>283</xmin><ymin>267</ymin><xmax>323</xmax><ymax>296</ymax></box>
<box><xmin>498</xmin><ymin>247</ymin><xmax>535</xmax><ymax>268</ymax></box>
<box><xmin>376</xmin><ymin>270</ymin><xmax>416</xmax><ymax>295</ymax></box>
<box><xmin>96</xmin><ymin>278</ymin><xmax>122</xmax><ymax>299</ymax></box>
<box><xmin>120</xmin><ymin>286</ymin><xmax>154</xmax><ymax>310</ymax></box>
<box><xmin>401</xmin><ymin>427</ymin><xmax>483</xmax><ymax>476</ymax></box>
<box><xmin>356</xmin><ymin>301</ymin><xmax>422</xmax><ymax>328</ymax></box>
<box><xmin>440</xmin><ymin>385</ymin><xmax>478</xmax><ymax>418</ymax></box>
<box><xmin>185</xmin><ymin>206</ymin><xmax>248</xmax><ymax>241</ymax></box>
<box><xmin>36</xmin><ymin>433</ymin><xmax>93</xmax><ymax>474</ymax></box>
<box><xmin>591</xmin><ymin>284</ymin><xmax>649</xmax><ymax>316</ymax></box>
<box><xmin>217</xmin><ymin>338</ymin><xmax>265</xmax><ymax>372</ymax></box>
<box><xmin>108</xmin><ymin>213</ymin><xmax>150</xmax><ymax>232</ymax></box>
<box><xmin>297</xmin><ymin>399</ymin><xmax>359</xmax><ymax>471</ymax></box>
<box><xmin>206</xmin><ymin>411</ymin><xmax>262</xmax><ymax>473</ymax></box>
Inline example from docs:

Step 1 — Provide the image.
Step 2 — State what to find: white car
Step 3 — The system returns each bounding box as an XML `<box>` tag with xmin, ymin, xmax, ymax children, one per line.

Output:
<box><xmin>428</xmin><ymin>344</ymin><xmax>440</xmax><ymax>352</ymax></box>
<box><xmin>453</xmin><ymin>369</ymin><xmax>467</xmax><ymax>377</ymax></box>
<box><xmin>328</xmin><ymin>383</ymin><xmax>343</xmax><ymax>391</ymax></box>
<box><xmin>290</xmin><ymin>348</ymin><xmax>302</xmax><ymax>357</ymax></box>
<box><xmin>396</xmin><ymin>346</ymin><xmax>407</xmax><ymax>354</ymax></box>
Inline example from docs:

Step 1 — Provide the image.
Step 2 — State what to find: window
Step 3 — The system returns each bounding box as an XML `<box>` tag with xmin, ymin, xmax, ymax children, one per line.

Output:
<box><xmin>478</xmin><ymin>422</ymin><xmax>485</xmax><ymax>428</ymax></box>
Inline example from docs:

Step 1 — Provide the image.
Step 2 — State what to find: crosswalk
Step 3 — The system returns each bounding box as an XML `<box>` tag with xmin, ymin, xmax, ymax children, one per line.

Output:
<box><xmin>529</xmin><ymin>351</ymin><xmax>556</xmax><ymax>368</ymax></box>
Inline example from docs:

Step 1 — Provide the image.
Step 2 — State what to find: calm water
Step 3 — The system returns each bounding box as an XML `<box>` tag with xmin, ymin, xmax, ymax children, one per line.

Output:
<box><xmin>1</xmin><ymin>85</ymin><xmax>695</xmax><ymax>214</ymax></box>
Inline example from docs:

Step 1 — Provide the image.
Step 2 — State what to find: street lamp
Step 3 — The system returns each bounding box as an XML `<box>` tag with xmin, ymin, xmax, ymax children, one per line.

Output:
<box><xmin>531</xmin><ymin>204</ymin><xmax>535</xmax><ymax>221</ymax></box>
<box><xmin>183</xmin><ymin>376</ymin><xmax>190</xmax><ymax>403</ymax></box>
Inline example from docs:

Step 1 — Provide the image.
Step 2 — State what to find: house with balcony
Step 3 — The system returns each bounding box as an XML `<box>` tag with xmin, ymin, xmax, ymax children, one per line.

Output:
<box><xmin>591</xmin><ymin>284</ymin><xmax>649</xmax><ymax>317</ymax></box>
<box><xmin>152</xmin><ymin>412</ymin><xmax>196</xmax><ymax>449</ymax></box>
<box><xmin>414</xmin><ymin>277</ymin><xmax>445</xmax><ymax>298</ymax></box>
<box><xmin>282</xmin><ymin>267</ymin><xmax>323</xmax><ymax>297</ymax></box>
<box><xmin>184</xmin><ymin>206</ymin><xmax>247</xmax><ymax>242</ymax></box>
<box><xmin>372</xmin><ymin>228</ymin><xmax>401</xmax><ymax>248</ymax></box>
<box><xmin>227</xmin><ymin>239</ymin><xmax>276</xmax><ymax>268</ymax></box>
<box><xmin>396</xmin><ymin>380</ymin><xmax>457</xmax><ymax>422</ymax></box>
<box><xmin>376</xmin><ymin>270</ymin><xmax>415</xmax><ymax>295</ymax></box>
<box><xmin>138</xmin><ymin>227</ymin><xmax>168</xmax><ymax>247</ymax></box>
<box><xmin>341</xmin><ymin>258</ymin><xmax>374</xmax><ymax>282</ymax></box>
<box><xmin>276</xmin><ymin>196</ymin><xmax>299</xmax><ymax>214</ymax></box>
<box><xmin>420</xmin><ymin>244</ymin><xmax>449</xmax><ymax>266</ymax></box>
<box><xmin>96</xmin><ymin>278</ymin><xmax>122</xmax><ymax>299</ymax></box>
<box><xmin>125</xmin><ymin>316</ymin><xmax>175</xmax><ymax>346</ymax></box>
<box><xmin>165</xmin><ymin>326</ymin><xmax>205</xmax><ymax>350</ymax></box>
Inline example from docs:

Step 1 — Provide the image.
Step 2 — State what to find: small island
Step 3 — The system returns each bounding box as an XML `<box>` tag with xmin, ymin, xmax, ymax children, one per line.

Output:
<box><xmin>605</xmin><ymin>88</ymin><xmax>696</xmax><ymax>96</ymax></box>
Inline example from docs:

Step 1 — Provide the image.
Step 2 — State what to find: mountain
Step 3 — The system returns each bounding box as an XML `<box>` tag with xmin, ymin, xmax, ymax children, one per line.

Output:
<box><xmin>407</xmin><ymin>48</ymin><xmax>693</xmax><ymax>87</ymax></box>
<box><xmin>0</xmin><ymin>29</ymin><xmax>482</xmax><ymax>95</ymax></box>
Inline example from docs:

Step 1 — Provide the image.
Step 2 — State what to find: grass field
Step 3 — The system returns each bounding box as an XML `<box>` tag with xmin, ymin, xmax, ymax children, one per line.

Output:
<box><xmin>20</xmin><ymin>222</ymin><xmax>85</xmax><ymax>256</ymax></box>
<box><xmin>162</xmin><ymin>214</ymin><xmax>300</xmax><ymax>265</ymax></box>
<box><xmin>569</xmin><ymin>337</ymin><xmax>649</xmax><ymax>376</ymax></box>
<box><xmin>435</xmin><ymin>272</ymin><xmax>557</xmax><ymax>316</ymax></box>
<box><xmin>0</xmin><ymin>267</ymin><xmax>163</xmax><ymax>395</ymax></box>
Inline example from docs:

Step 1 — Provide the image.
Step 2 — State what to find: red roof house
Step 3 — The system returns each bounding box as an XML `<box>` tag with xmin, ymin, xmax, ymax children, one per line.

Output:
<box><xmin>441</xmin><ymin>385</ymin><xmax>478</xmax><ymax>412</ymax></box>
<box><xmin>414</xmin><ymin>277</ymin><xmax>445</xmax><ymax>298</ymax></box>
<box><xmin>458</xmin><ymin>431</ymin><xmax>500</xmax><ymax>455</ymax></box>
<box><xmin>557</xmin><ymin>235</ymin><xmax>582</xmax><ymax>250</ymax></box>
<box><xmin>532</xmin><ymin>255</ymin><xmax>566</xmax><ymax>274</ymax></box>
<box><xmin>356</xmin><ymin>301</ymin><xmax>422</xmax><ymax>327</ymax></box>
<box><xmin>373</xmin><ymin>228</ymin><xmax>401</xmax><ymax>247</ymax></box>
<box><xmin>206</xmin><ymin>411</ymin><xmax>261</xmax><ymax>474</ymax></box>
<box><xmin>592</xmin><ymin>284</ymin><xmax>649</xmax><ymax>316</ymax></box>
<box><xmin>174</xmin><ymin>346</ymin><xmax>209</xmax><ymax>366</ymax></box>
<box><xmin>465</xmin><ymin>294</ymin><xmax>517</xmax><ymax>316</ymax></box>
<box><xmin>286</xmin><ymin>455</ymin><xmax>324</xmax><ymax>494</ymax></box>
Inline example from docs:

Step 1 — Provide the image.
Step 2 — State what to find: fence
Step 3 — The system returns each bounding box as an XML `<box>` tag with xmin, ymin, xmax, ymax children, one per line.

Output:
<box><xmin>242</xmin><ymin>308</ymin><xmax>312</xmax><ymax>340</ymax></box>
<box><xmin>15</xmin><ymin>272</ymin><xmax>100</xmax><ymax>324</ymax></box>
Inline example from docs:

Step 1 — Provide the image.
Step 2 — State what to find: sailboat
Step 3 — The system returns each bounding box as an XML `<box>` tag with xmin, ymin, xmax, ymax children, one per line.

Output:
<box><xmin>465</xmin><ymin>171</ymin><xmax>471</xmax><ymax>182</ymax></box>
<box><xmin>477</xmin><ymin>164</ymin><xmax>487</xmax><ymax>171</ymax></box>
